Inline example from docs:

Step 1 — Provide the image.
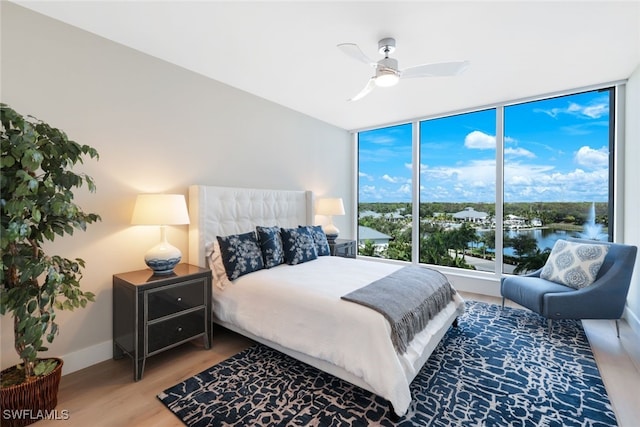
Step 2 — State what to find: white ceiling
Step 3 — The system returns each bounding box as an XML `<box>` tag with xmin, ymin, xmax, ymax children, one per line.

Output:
<box><xmin>12</xmin><ymin>1</ymin><xmax>640</xmax><ymax>131</ymax></box>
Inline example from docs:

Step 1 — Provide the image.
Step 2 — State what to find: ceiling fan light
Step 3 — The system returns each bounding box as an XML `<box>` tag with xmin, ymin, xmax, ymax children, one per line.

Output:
<box><xmin>375</xmin><ymin>72</ymin><xmax>400</xmax><ymax>87</ymax></box>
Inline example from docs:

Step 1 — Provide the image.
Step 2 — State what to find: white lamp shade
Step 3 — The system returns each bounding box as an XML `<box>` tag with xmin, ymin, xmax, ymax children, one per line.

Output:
<box><xmin>131</xmin><ymin>194</ymin><xmax>190</xmax><ymax>225</ymax></box>
<box><xmin>316</xmin><ymin>198</ymin><xmax>345</xmax><ymax>216</ymax></box>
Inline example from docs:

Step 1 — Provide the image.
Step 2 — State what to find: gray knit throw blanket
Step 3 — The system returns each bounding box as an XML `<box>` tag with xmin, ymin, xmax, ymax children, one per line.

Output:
<box><xmin>341</xmin><ymin>266</ymin><xmax>456</xmax><ymax>354</ymax></box>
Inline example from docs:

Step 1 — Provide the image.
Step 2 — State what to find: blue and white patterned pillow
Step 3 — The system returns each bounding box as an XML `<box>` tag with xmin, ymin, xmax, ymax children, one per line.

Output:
<box><xmin>281</xmin><ymin>227</ymin><xmax>318</xmax><ymax>265</ymax></box>
<box><xmin>299</xmin><ymin>225</ymin><xmax>331</xmax><ymax>256</ymax></box>
<box><xmin>540</xmin><ymin>239</ymin><xmax>609</xmax><ymax>289</ymax></box>
<box><xmin>216</xmin><ymin>231</ymin><xmax>264</xmax><ymax>280</ymax></box>
<box><xmin>256</xmin><ymin>226</ymin><xmax>285</xmax><ymax>268</ymax></box>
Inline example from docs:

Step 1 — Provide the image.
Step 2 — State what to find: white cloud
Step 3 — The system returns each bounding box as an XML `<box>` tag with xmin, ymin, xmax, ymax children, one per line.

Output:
<box><xmin>360</xmin><ymin>134</ymin><xmax>396</xmax><ymax>146</ymax></box>
<box><xmin>505</xmin><ymin>147</ymin><xmax>536</xmax><ymax>158</ymax></box>
<box><xmin>421</xmin><ymin>166</ymin><xmax>461</xmax><ymax>180</ymax></box>
<box><xmin>359</xmin><ymin>185</ymin><xmax>383</xmax><ymax>200</ymax></box>
<box><xmin>534</xmin><ymin>99</ymin><xmax>609</xmax><ymax>119</ymax></box>
<box><xmin>464</xmin><ymin>131</ymin><xmax>518</xmax><ymax>150</ymax></box>
<box><xmin>382</xmin><ymin>174</ymin><xmax>400</xmax><ymax>183</ymax></box>
<box><xmin>419</xmin><ymin>158</ymin><xmax>497</xmax><ymax>202</ymax></box>
<box><xmin>575</xmin><ymin>146</ymin><xmax>608</xmax><ymax>168</ymax></box>
<box><xmin>464</xmin><ymin>130</ymin><xmax>495</xmax><ymax>149</ymax></box>
<box><xmin>581</xmin><ymin>103</ymin><xmax>608</xmax><ymax>119</ymax></box>
<box><xmin>503</xmin><ymin>162</ymin><xmax>608</xmax><ymax>202</ymax></box>
<box><xmin>359</xmin><ymin>171</ymin><xmax>374</xmax><ymax>181</ymax></box>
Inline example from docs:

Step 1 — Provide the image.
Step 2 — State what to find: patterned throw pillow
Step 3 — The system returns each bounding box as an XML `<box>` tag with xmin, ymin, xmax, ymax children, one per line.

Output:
<box><xmin>216</xmin><ymin>231</ymin><xmax>264</xmax><ymax>280</ymax></box>
<box><xmin>256</xmin><ymin>226</ymin><xmax>285</xmax><ymax>268</ymax></box>
<box><xmin>299</xmin><ymin>225</ymin><xmax>331</xmax><ymax>256</ymax></box>
<box><xmin>281</xmin><ymin>227</ymin><xmax>318</xmax><ymax>265</ymax></box>
<box><xmin>540</xmin><ymin>239</ymin><xmax>609</xmax><ymax>289</ymax></box>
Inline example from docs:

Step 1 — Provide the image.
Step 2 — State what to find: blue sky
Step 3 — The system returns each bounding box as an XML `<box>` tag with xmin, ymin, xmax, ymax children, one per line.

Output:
<box><xmin>358</xmin><ymin>89</ymin><xmax>611</xmax><ymax>203</ymax></box>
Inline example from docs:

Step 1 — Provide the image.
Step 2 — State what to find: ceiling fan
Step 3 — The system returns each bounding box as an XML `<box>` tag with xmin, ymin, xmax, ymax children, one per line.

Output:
<box><xmin>338</xmin><ymin>37</ymin><xmax>470</xmax><ymax>101</ymax></box>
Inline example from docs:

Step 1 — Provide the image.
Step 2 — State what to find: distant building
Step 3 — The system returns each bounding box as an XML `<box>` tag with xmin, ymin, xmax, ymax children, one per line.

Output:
<box><xmin>383</xmin><ymin>211</ymin><xmax>408</xmax><ymax>222</ymax></box>
<box><xmin>505</xmin><ymin>214</ymin><xmax>527</xmax><ymax>229</ymax></box>
<box><xmin>359</xmin><ymin>210</ymin><xmax>406</xmax><ymax>222</ymax></box>
<box><xmin>358</xmin><ymin>226</ymin><xmax>392</xmax><ymax>249</ymax></box>
<box><xmin>452</xmin><ymin>207</ymin><xmax>489</xmax><ymax>223</ymax></box>
<box><xmin>359</xmin><ymin>210</ymin><xmax>381</xmax><ymax>219</ymax></box>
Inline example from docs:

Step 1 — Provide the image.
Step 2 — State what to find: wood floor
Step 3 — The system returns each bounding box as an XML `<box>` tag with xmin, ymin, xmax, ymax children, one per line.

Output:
<box><xmin>36</xmin><ymin>292</ymin><xmax>640</xmax><ymax>426</ymax></box>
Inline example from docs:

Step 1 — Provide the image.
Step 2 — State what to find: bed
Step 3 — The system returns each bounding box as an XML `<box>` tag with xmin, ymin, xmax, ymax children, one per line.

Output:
<box><xmin>187</xmin><ymin>185</ymin><xmax>465</xmax><ymax>417</ymax></box>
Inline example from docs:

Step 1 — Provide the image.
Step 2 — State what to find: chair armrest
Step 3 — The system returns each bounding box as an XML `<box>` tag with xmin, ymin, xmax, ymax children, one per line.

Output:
<box><xmin>524</xmin><ymin>268</ymin><xmax>543</xmax><ymax>278</ymax></box>
<box><xmin>543</xmin><ymin>260</ymin><xmax>632</xmax><ymax>319</ymax></box>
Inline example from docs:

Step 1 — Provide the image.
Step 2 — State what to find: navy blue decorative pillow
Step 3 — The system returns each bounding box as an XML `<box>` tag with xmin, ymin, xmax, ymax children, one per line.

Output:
<box><xmin>216</xmin><ymin>231</ymin><xmax>264</xmax><ymax>280</ymax></box>
<box><xmin>281</xmin><ymin>227</ymin><xmax>318</xmax><ymax>265</ymax></box>
<box><xmin>299</xmin><ymin>225</ymin><xmax>331</xmax><ymax>256</ymax></box>
<box><xmin>256</xmin><ymin>226</ymin><xmax>285</xmax><ymax>268</ymax></box>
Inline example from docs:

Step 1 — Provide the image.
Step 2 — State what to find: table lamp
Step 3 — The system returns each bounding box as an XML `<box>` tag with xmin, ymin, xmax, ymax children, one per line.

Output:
<box><xmin>316</xmin><ymin>197</ymin><xmax>345</xmax><ymax>243</ymax></box>
<box><xmin>131</xmin><ymin>194</ymin><xmax>190</xmax><ymax>274</ymax></box>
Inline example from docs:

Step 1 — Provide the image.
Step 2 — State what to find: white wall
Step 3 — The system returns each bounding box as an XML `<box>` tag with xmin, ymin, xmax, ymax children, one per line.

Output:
<box><xmin>1</xmin><ymin>3</ymin><xmax>352</xmax><ymax>374</ymax></box>
<box><xmin>624</xmin><ymin>65</ymin><xmax>640</xmax><ymax>334</ymax></box>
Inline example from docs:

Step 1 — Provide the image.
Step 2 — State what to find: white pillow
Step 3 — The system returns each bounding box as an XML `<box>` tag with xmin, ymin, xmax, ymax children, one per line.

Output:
<box><xmin>206</xmin><ymin>240</ymin><xmax>233</xmax><ymax>290</ymax></box>
<box><xmin>540</xmin><ymin>240</ymin><xmax>609</xmax><ymax>289</ymax></box>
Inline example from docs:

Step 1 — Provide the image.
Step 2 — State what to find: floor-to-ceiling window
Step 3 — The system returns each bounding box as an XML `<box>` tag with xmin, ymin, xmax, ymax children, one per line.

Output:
<box><xmin>502</xmin><ymin>89</ymin><xmax>612</xmax><ymax>274</ymax></box>
<box><xmin>419</xmin><ymin>109</ymin><xmax>496</xmax><ymax>272</ymax></box>
<box><xmin>358</xmin><ymin>123</ymin><xmax>412</xmax><ymax>261</ymax></box>
<box><xmin>356</xmin><ymin>86</ymin><xmax>615</xmax><ymax>276</ymax></box>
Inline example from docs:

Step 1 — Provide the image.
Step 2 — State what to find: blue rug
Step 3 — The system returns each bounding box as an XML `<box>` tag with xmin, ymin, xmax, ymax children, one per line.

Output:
<box><xmin>158</xmin><ymin>301</ymin><xmax>617</xmax><ymax>426</ymax></box>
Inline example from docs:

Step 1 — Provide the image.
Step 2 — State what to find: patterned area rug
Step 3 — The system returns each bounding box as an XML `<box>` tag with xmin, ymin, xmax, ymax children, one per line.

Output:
<box><xmin>158</xmin><ymin>301</ymin><xmax>617</xmax><ymax>426</ymax></box>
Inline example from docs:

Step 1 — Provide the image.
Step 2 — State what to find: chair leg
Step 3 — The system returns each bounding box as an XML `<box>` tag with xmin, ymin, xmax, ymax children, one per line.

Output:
<box><xmin>501</xmin><ymin>296</ymin><xmax>505</xmax><ymax>309</ymax></box>
<box><xmin>615</xmin><ymin>319</ymin><xmax>620</xmax><ymax>338</ymax></box>
<box><xmin>547</xmin><ymin>319</ymin><xmax>553</xmax><ymax>335</ymax></box>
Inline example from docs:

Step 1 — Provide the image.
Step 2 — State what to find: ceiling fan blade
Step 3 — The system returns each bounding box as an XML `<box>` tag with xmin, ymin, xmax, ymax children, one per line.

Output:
<box><xmin>401</xmin><ymin>60</ymin><xmax>470</xmax><ymax>79</ymax></box>
<box><xmin>348</xmin><ymin>78</ymin><xmax>377</xmax><ymax>102</ymax></box>
<box><xmin>337</xmin><ymin>43</ymin><xmax>377</xmax><ymax>67</ymax></box>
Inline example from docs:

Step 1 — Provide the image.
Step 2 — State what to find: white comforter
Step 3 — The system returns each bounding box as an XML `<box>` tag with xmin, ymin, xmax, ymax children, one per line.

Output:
<box><xmin>213</xmin><ymin>256</ymin><xmax>465</xmax><ymax>415</ymax></box>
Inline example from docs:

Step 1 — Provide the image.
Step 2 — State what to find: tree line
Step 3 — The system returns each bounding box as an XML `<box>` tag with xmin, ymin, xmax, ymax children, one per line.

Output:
<box><xmin>358</xmin><ymin>201</ymin><xmax>608</xmax><ymax>274</ymax></box>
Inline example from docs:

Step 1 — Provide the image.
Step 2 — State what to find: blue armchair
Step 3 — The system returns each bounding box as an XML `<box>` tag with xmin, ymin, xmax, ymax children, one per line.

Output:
<box><xmin>501</xmin><ymin>237</ymin><xmax>637</xmax><ymax>336</ymax></box>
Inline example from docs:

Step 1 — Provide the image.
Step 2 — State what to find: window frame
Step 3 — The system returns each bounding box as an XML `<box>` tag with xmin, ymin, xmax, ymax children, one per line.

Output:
<box><xmin>354</xmin><ymin>82</ymin><xmax>626</xmax><ymax>281</ymax></box>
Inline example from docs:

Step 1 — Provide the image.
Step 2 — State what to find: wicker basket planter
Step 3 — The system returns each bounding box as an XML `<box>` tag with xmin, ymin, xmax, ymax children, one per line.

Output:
<box><xmin>0</xmin><ymin>358</ymin><xmax>64</xmax><ymax>427</ymax></box>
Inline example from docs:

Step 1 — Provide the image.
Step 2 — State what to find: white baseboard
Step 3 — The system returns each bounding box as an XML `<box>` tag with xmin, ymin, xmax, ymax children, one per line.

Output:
<box><xmin>60</xmin><ymin>340</ymin><xmax>112</xmax><ymax>376</ymax></box>
<box><xmin>624</xmin><ymin>305</ymin><xmax>640</xmax><ymax>338</ymax></box>
<box><xmin>446</xmin><ymin>272</ymin><xmax>501</xmax><ymax>298</ymax></box>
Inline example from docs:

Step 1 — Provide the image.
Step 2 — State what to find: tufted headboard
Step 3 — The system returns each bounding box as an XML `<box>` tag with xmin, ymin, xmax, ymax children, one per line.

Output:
<box><xmin>188</xmin><ymin>185</ymin><xmax>314</xmax><ymax>268</ymax></box>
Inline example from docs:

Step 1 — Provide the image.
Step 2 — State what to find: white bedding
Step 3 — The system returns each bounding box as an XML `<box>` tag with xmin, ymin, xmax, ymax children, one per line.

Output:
<box><xmin>213</xmin><ymin>255</ymin><xmax>465</xmax><ymax>415</ymax></box>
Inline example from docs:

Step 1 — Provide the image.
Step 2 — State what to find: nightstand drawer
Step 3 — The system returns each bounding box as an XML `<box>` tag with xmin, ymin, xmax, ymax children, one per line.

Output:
<box><xmin>147</xmin><ymin>279</ymin><xmax>205</xmax><ymax>320</ymax></box>
<box><xmin>147</xmin><ymin>309</ymin><xmax>206</xmax><ymax>354</ymax></box>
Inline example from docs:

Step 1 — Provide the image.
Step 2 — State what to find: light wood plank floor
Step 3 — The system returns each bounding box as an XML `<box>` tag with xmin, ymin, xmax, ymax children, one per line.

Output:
<box><xmin>35</xmin><ymin>292</ymin><xmax>640</xmax><ymax>426</ymax></box>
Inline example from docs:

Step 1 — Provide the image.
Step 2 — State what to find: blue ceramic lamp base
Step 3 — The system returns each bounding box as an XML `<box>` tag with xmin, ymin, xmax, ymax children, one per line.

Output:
<box><xmin>145</xmin><ymin>256</ymin><xmax>181</xmax><ymax>275</ymax></box>
<box><xmin>145</xmin><ymin>227</ymin><xmax>182</xmax><ymax>275</ymax></box>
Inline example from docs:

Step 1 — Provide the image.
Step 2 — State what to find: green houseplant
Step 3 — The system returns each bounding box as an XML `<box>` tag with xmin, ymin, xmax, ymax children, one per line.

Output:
<box><xmin>1</xmin><ymin>104</ymin><xmax>100</xmax><ymax>425</ymax></box>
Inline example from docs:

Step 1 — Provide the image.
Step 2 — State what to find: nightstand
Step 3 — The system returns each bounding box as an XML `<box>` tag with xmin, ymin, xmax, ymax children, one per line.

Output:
<box><xmin>329</xmin><ymin>239</ymin><xmax>356</xmax><ymax>258</ymax></box>
<box><xmin>112</xmin><ymin>264</ymin><xmax>212</xmax><ymax>381</ymax></box>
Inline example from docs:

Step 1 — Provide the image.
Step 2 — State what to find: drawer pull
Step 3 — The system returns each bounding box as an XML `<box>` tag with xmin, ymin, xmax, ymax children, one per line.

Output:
<box><xmin>177</xmin><ymin>327</ymin><xmax>183</xmax><ymax>332</ymax></box>
<box><xmin>177</xmin><ymin>297</ymin><xmax>182</xmax><ymax>302</ymax></box>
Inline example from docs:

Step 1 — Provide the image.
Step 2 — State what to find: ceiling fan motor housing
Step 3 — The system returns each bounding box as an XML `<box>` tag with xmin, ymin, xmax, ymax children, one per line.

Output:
<box><xmin>378</xmin><ymin>37</ymin><xmax>396</xmax><ymax>55</ymax></box>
